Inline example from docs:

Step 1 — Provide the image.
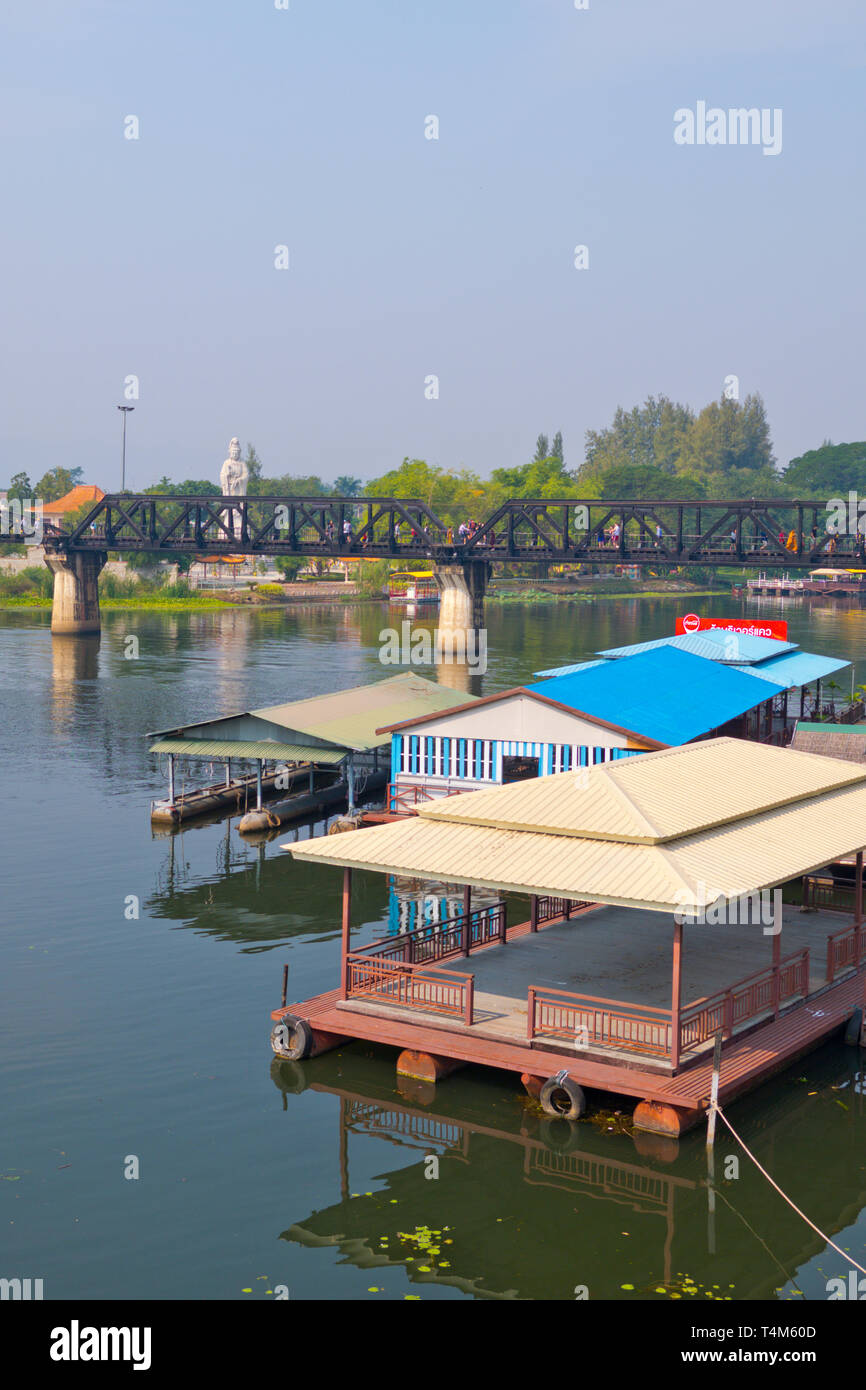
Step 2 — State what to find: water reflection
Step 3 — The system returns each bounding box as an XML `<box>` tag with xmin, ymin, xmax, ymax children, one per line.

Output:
<box><xmin>272</xmin><ymin>1046</ymin><xmax>866</xmax><ymax>1301</ymax></box>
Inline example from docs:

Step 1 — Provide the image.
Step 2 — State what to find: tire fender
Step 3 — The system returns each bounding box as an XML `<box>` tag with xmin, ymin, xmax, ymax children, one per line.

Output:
<box><xmin>540</xmin><ymin>1073</ymin><xmax>586</xmax><ymax>1120</ymax></box>
<box><xmin>271</xmin><ymin>1013</ymin><xmax>313</xmax><ymax>1061</ymax></box>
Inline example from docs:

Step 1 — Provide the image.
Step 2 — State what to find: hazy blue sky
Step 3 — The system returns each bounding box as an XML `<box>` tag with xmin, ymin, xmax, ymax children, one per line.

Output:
<box><xmin>2</xmin><ymin>1</ymin><xmax>864</xmax><ymax>491</ymax></box>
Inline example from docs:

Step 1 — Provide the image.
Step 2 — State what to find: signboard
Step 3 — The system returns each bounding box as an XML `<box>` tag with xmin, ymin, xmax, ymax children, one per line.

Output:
<box><xmin>676</xmin><ymin>615</ymin><xmax>788</xmax><ymax>640</ymax></box>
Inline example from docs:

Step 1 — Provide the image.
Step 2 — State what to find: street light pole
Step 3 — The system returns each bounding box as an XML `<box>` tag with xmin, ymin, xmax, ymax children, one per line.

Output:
<box><xmin>117</xmin><ymin>406</ymin><xmax>134</xmax><ymax>491</ymax></box>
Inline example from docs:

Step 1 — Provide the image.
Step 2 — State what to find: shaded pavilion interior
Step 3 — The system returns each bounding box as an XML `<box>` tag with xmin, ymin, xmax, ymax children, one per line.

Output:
<box><xmin>287</xmin><ymin>739</ymin><xmax>866</xmax><ymax>1075</ymax></box>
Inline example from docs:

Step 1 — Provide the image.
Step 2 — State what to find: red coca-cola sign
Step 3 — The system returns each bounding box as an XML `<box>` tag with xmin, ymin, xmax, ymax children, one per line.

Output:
<box><xmin>676</xmin><ymin>616</ymin><xmax>788</xmax><ymax>640</ymax></box>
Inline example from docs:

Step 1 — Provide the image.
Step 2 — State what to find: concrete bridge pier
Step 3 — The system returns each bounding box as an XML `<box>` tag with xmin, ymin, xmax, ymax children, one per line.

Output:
<box><xmin>434</xmin><ymin>560</ymin><xmax>488</xmax><ymax>631</ymax></box>
<box><xmin>45</xmin><ymin>550</ymin><xmax>107</xmax><ymax>634</ymax></box>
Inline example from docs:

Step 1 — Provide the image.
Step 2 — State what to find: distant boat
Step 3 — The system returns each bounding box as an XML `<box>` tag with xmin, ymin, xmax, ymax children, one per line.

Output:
<box><xmin>388</xmin><ymin>570</ymin><xmax>439</xmax><ymax>603</ymax></box>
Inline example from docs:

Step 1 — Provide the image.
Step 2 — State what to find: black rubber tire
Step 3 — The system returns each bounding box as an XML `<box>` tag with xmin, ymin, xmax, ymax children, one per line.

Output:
<box><xmin>271</xmin><ymin>1014</ymin><xmax>313</xmax><ymax>1061</ymax></box>
<box><xmin>540</xmin><ymin>1075</ymin><xmax>586</xmax><ymax>1120</ymax></box>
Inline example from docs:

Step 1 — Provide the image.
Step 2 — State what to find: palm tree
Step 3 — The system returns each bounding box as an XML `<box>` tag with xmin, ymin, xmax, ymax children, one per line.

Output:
<box><xmin>333</xmin><ymin>475</ymin><xmax>363</xmax><ymax>496</ymax></box>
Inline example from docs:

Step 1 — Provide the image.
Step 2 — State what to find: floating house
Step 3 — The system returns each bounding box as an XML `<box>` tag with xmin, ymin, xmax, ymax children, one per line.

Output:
<box><xmin>274</xmin><ymin>737</ymin><xmax>866</xmax><ymax>1137</ymax></box>
<box><xmin>536</xmin><ymin>630</ymin><xmax>851</xmax><ymax>733</ymax></box>
<box><xmin>148</xmin><ymin>672</ymin><xmax>476</xmax><ymax>829</ymax></box>
<box><xmin>379</xmin><ymin>645</ymin><xmax>789</xmax><ymax>804</ymax></box>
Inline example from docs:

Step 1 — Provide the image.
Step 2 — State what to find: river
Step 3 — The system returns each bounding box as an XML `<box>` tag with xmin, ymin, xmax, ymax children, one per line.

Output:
<box><xmin>1</xmin><ymin>594</ymin><xmax>865</xmax><ymax>1301</ymax></box>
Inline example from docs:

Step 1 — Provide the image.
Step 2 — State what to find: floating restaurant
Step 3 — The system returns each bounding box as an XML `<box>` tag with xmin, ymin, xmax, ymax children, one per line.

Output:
<box><xmin>148</xmin><ymin>672</ymin><xmax>475</xmax><ymax>831</ymax></box>
<box><xmin>273</xmin><ymin>738</ymin><xmax>866</xmax><ymax>1137</ymax></box>
<box><xmin>379</xmin><ymin>644</ymin><xmax>813</xmax><ymax>807</ymax></box>
<box><xmin>536</xmin><ymin>628</ymin><xmax>852</xmax><ymax>729</ymax></box>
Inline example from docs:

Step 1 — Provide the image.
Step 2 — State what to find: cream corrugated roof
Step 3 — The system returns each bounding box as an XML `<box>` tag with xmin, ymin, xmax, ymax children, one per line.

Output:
<box><xmin>286</xmin><ymin>738</ymin><xmax>866</xmax><ymax>912</ymax></box>
<box><xmin>287</xmin><ymin>781</ymin><xmax>866</xmax><ymax>913</ymax></box>
<box><xmin>416</xmin><ymin>738</ymin><xmax>866</xmax><ymax>843</ymax></box>
<box><xmin>251</xmin><ymin>672</ymin><xmax>477</xmax><ymax>751</ymax></box>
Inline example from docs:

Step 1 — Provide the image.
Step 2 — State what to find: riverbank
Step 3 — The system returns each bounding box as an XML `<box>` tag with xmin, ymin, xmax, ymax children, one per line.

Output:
<box><xmin>0</xmin><ymin>587</ymin><xmax>724</xmax><ymax>613</ymax></box>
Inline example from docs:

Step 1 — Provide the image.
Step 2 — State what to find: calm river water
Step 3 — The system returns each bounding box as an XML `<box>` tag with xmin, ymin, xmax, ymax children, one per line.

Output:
<box><xmin>2</xmin><ymin>595</ymin><xmax>865</xmax><ymax>1302</ymax></box>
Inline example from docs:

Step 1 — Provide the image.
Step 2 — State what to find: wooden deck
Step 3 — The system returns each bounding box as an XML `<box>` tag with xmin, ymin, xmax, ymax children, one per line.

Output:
<box><xmin>274</xmin><ymin>960</ymin><xmax>863</xmax><ymax>1126</ymax></box>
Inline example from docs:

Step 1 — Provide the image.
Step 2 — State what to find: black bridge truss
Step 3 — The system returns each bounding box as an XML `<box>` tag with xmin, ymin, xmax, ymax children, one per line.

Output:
<box><xmin>16</xmin><ymin>494</ymin><xmax>858</xmax><ymax>569</ymax></box>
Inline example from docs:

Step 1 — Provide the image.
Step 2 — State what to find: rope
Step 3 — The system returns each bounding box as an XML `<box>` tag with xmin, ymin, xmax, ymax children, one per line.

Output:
<box><xmin>714</xmin><ymin>1102</ymin><xmax>866</xmax><ymax>1276</ymax></box>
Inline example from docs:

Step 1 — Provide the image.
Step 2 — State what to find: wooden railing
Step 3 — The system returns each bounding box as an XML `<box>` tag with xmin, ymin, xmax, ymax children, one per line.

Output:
<box><xmin>345</xmin><ymin>953</ymin><xmax>474</xmax><ymax>1024</ymax></box>
<box><xmin>802</xmin><ymin>875</ymin><xmax>856</xmax><ymax>914</ymax></box>
<box><xmin>527</xmin><ymin>987</ymin><xmax>673</xmax><ymax>1057</ymax></box>
<box><xmin>386</xmin><ymin>780</ymin><xmax>467</xmax><ymax>813</ymax></box>
<box><xmin>679</xmin><ymin>950</ymin><xmax>810</xmax><ymax>1052</ymax></box>
<box><xmin>536</xmin><ymin>896</ymin><xmax>592</xmax><ymax>923</ymax></box>
<box><xmin>353</xmin><ymin>900</ymin><xmax>507</xmax><ymax>967</ymax></box>
<box><xmin>528</xmin><ymin>950</ymin><xmax>811</xmax><ymax>1062</ymax></box>
<box><xmin>826</xmin><ymin>922</ymin><xmax>866</xmax><ymax>983</ymax></box>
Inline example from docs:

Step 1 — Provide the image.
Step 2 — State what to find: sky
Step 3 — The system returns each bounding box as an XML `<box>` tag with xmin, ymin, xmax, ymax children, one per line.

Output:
<box><xmin>1</xmin><ymin>0</ymin><xmax>864</xmax><ymax>492</ymax></box>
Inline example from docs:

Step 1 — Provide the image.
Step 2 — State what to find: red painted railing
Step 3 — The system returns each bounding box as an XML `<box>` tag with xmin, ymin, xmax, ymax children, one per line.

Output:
<box><xmin>528</xmin><ymin>950</ymin><xmax>811</xmax><ymax>1061</ymax></box>
<box><xmin>527</xmin><ymin>986</ymin><xmax>673</xmax><ymax>1057</ymax></box>
<box><xmin>353</xmin><ymin>900</ymin><xmax>507</xmax><ymax>966</ymax></box>
<box><xmin>679</xmin><ymin>950</ymin><xmax>810</xmax><ymax>1052</ymax></box>
<box><xmin>345</xmin><ymin>953</ymin><xmax>474</xmax><ymax>1024</ymax></box>
<box><xmin>535</xmin><ymin>896</ymin><xmax>592</xmax><ymax>923</ymax></box>
<box><xmin>826</xmin><ymin>922</ymin><xmax>866</xmax><ymax>983</ymax></box>
<box><xmin>386</xmin><ymin>781</ymin><xmax>467</xmax><ymax>813</ymax></box>
<box><xmin>802</xmin><ymin>875</ymin><xmax>856</xmax><ymax>914</ymax></box>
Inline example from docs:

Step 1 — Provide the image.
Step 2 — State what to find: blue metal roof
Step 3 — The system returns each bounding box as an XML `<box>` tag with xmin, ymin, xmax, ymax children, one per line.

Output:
<box><xmin>597</xmin><ymin>631</ymin><xmax>797</xmax><ymax>663</ymax></box>
<box><xmin>528</xmin><ymin>646</ymin><xmax>782</xmax><ymax>745</ymax></box>
<box><xmin>738</xmin><ymin>651</ymin><xmax>850</xmax><ymax>689</ymax></box>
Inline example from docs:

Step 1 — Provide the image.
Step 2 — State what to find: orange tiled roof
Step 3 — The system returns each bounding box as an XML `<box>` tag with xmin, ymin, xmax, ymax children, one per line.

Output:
<box><xmin>42</xmin><ymin>485</ymin><xmax>105</xmax><ymax>515</ymax></box>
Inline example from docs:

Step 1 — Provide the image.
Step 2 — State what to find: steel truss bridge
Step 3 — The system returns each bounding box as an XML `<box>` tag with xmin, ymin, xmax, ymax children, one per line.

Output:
<box><xmin>18</xmin><ymin>494</ymin><xmax>858</xmax><ymax>569</ymax></box>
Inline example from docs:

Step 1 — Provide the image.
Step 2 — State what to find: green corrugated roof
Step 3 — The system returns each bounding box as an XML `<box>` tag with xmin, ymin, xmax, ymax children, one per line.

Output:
<box><xmin>249</xmin><ymin>672</ymin><xmax>479</xmax><ymax>751</ymax></box>
<box><xmin>149</xmin><ymin>739</ymin><xmax>347</xmax><ymax>763</ymax></box>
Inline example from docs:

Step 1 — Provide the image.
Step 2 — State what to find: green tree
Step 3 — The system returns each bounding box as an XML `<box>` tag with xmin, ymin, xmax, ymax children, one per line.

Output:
<box><xmin>34</xmin><ymin>466</ymin><xmax>84</xmax><ymax>502</ymax></box>
<box><xmin>244</xmin><ymin>444</ymin><xmax>263</xmax><ymax>482</ymax></box>
<box><xmin>550</xmin><ymin>431</ymin><xmax>564</xmax><ymax>464</ymax></box>
<box><xmin>333</xmin><ymin>475</ymin><xmax>363</xmax><ymax>496</ymax></box>
<box><xmin>583</xmin><ymin>395</ymin><xmax>694</xmax><ymax>481</ymax></box>
<box><xmin>6</xmin><ymin>471</ymin><xmax>32</xmax><ymax>502</ymax></box>
<box><xmin>533</xmin><ymin>434</ymin><xmax>550</xmax><ymax>463</ymax></box>
<box><xmin>782</xmin><ymin>441</ymin><xmax>866</xmax><ymax>496</ymax></box>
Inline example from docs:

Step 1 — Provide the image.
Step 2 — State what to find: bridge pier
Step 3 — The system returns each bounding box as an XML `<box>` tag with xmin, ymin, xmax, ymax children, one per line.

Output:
<box><xmin>434</xmin><ymin>561</ymin><xmax>488</xmax><ymax>631</ymax></box>
<box><xmin>45</xmin><ymin>551</ymin><xmax>107</xmax><ymax>634</ymax></box>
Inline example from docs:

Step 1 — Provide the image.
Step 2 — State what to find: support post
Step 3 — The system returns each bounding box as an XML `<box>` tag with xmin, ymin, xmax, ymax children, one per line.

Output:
<box><xmin>346</xmin><ymin>754</ymin><xmax>356</xmax><ymax>814</ymax></box>
<box><xmin>855</xmin><ymin>850</ymin><xmax>863</xmax><ymax>967</ymax></box>
<box><xmin>461</xmin><ymin>884</ymin><xmax>471</xmax><ymax>956</ymax></box>
<box><xmin>772</xmin><ymin>894</ymin><xmax>782</xmax><ymax>1018</ymax></box>
<box><xmin>309</xmin><ymin>765</ymin><xmax>315</xmax><ymax>793</ymax></box>
<box><xmin>671</xmin><ymin>920</ymin><xmax>683</xmax><ymax>1072</ymax></box>
<box><xmin>256</xmin><ymin>760</ymin><xmax>263</xmax><ymax>811</ymax></box>
<box><xmin>341</xmin><ymin>867</ymin><xmax>352</xmax><ymax>998</ymax></box>
<box><xmin>168</xmin><ymin>754</ymin><xmax>175</xmax><ymax>806</ymax></box>
<box><xmin>529</xmin><ymin>894</ymin><xmax>539</xmax><ymax>932</ymax></box>
<box><xmin>225</xmin><ymin>759</ymin><xmax>231</xmax><ymax>787</ymax></box>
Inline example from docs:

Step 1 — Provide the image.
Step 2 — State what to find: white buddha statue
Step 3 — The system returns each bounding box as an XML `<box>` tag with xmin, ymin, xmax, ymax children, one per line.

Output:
<box><xmin>219</xmin><ymin>438</ymin><xmax>248</xmax><ymax>540</ymax></box>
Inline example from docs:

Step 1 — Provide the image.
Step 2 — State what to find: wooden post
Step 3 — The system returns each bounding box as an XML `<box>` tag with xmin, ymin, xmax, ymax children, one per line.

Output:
<box><xmin>341</xmin><ymin>867</ymin><xmax>353</xmax><ymax>998</ymax></box>
<box><xmin>855</xmin><ymin>851</ymin><xmax>863</xmax><ymax>968</ymax></box>
<box><xmin>461</xmin><ymin>884</ymin><xmax>471</xmax><ymax>956</ymax></box>
<box><xmin>168</xmin><ymin>754</ymin><xmax>175</xmax><ymax>805</ymax></box>
<box><xmin>281</xmin><ymin>964</ymin><xmax>289</xmax><ymax>1009</ymax></box>
<box><xmin>772</xmin><ymin>893</ymin><xmax>782</xmax><ymax>1018</ymax></box>
<box><xmin>706</xmin><ymin>1031</ymin><xmax>722</xmax><ymax>1150</ymax></box>
<box><xmin>530</xmin><ymin>894</ymin><xmax>539</xmax><ymax>933</ymax></box>
<box><xmin>671</xmin><ymin>920</ymin><xmax>683</xmax><ymax>1072</ymax></box>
